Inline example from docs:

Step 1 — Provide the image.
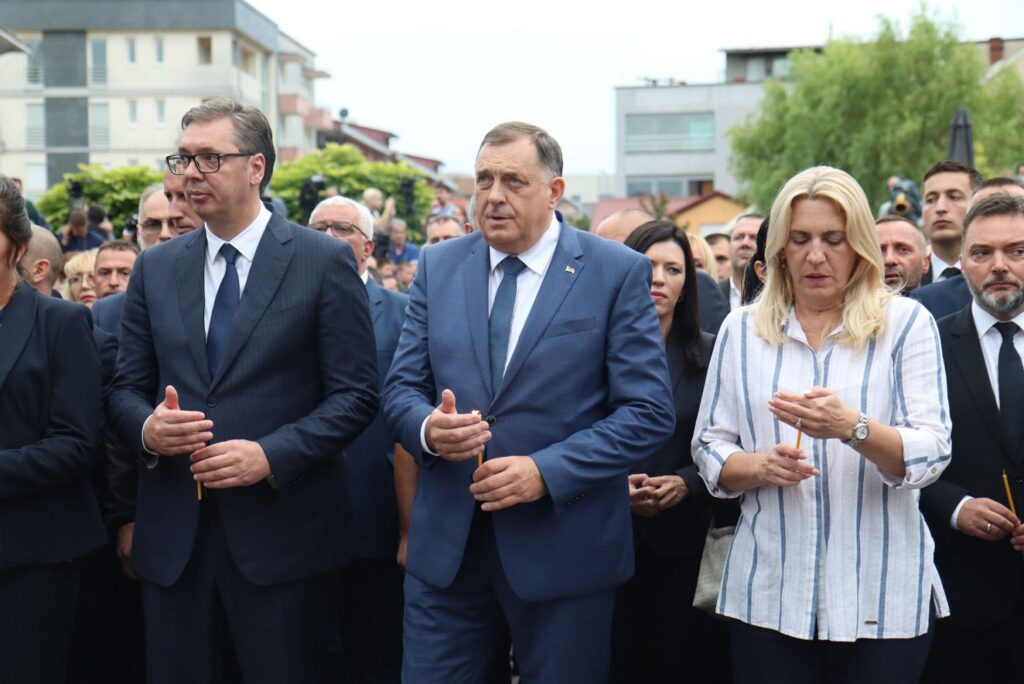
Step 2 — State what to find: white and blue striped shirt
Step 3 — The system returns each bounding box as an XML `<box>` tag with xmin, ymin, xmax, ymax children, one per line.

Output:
<box><xmin>693</xmin><ymin>296</ymin><xmax>952</xmax><ymax>641</ymax></box>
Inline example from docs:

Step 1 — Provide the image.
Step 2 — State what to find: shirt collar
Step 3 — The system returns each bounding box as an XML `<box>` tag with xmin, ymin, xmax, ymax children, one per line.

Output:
<box><xmin>488</xmin><ymin>213</ymin><xmax>560</xmax><ymax>276</ymax></box>
<box><xmin>931</xmin><ymin>252</ymin><xmax>960</xmax><ymax>274</ymax></box>
<box><xmin>360</xmin><ymin>270</ymin><xmax>369</xmax><ymax>285</ymax></box>
<box><xmin>205</xmin><ymin>204</ymin><xmax>272</xmax><ymax>266</ymax></box>
<box><xmin>971</xmin><ymin>301</ymin><xmax>1024</xmax><ymax>340</ymax></box>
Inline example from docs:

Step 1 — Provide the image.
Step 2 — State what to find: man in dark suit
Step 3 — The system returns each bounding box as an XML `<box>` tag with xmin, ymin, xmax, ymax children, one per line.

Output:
<box><xmin>878</xmin><ymin>215</ymin><xmax>930</xmax><ymax>293</ymax></box>
<box><xmin>911</xmin><ymin>178</ymin><xmax>1024</xmax><ymax>319</ymax></box>
<box><xmin>109</xmin><ymin>99</ymin><xmax>379</xmax><ymax>683</ymax></box>
<box><xmin>719</xmin><ymin>214</ymin><xmax>762</xmax><ymax>310</ymax></box>
<box><xmin>920</xmin><ymin>194</ymin><xmax>1024</xmax><ymax>682</ymax></box>
<box><xmin>308</xmin><ymin>194</ymin><xmax>409</xmax><ymax>683</ymax></box>
<box><xmin>382</xmin><ymin>122</ymin><xmax>675</xmax><ymax>682</ymax></box>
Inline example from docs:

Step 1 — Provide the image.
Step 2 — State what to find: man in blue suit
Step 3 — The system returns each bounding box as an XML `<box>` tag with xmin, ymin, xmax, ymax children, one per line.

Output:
<box><xmin>308</xmin><ymin>194</ymin><xmax>409</xmax><ymax>682</ymax></box>
<box><xmin>109</xmin><ymin>99</ymin><xmax>379</xmax><ymax>683</ymax></box>
<box><xmin>382</xmin><ymin>122</ymin><xmax>675</xmax><ymax>682</ymax></box>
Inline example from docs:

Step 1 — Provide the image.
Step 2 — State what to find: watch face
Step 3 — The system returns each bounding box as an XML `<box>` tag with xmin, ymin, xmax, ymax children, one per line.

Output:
<box><xmin>853</xmin><ymin>424</ymin><xmax>869</xmax><ymax>440</ymax></box>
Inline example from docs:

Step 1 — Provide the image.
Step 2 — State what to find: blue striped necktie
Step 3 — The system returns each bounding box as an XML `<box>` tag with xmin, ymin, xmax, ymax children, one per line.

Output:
<box><xmin>489</xmin><ymin>256</ymin><xmax>526</xmax><ymax>392</ymax></box>
<box><xmin>207</xmin><ymin>243</ymin><xmax>240</xmax><ymax>377</ymax></box>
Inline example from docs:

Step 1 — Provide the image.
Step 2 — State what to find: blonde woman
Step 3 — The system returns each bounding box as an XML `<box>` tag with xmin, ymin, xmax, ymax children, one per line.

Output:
<box><xmin>687</xmin><ymin>232</ymin><xmax>717</xmax><ymax>276</ymax></box>
<box><xmin>61</xmin><ymin>248</ymin><xmax>98</xmax><ymax>306</ymax></box>
<box><xmin>693</xmin><ymin>166</ymin><xmax>951</xmax><ymax>684</ymax></box>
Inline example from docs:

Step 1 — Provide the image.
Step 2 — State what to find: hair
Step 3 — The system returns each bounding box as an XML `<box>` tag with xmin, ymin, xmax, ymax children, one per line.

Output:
<box><xmin>181</xmin><ymin>98</ymin><xmax>276</xmax><ymax>193</ymax></box>
<box><xmin>24</xmin><ymin>225</ymin><xmax>64</xmax><ymax>288</ymax></box>
<box><xmin>923</xmin><ymin>160</ymin><xmax>984</xmax><ymax>190</ymax></box>
<box><xmin>741</xmin><ymin>217</ymin><xmax>770</xmax><ymax>305</ymax></box>
<box><xmin>96</xmin><ymin>239</ymin><xmax>139</xmax><ymax>263</ymax></box>
<box><xmin>425</xmin><ymin>214</ymin><xmax>462</xmax><ymax>238</ymax></box>
<box><xmin>361</xmin><ymin>187</ymin><xmax>382</xmax><ymax>204</ymax></box>
<box><xmin>87</xmin><ymin>203</ymin><xmax>106</xmax><ymax>225</ymax></box>
<box><xmin>705</xmin><ymin>232</ymin><xmax>730</xmax><ymax>247</ymax></box>
<box><xmin>972</xmin><ymin>176</ymin><xmax>1024</xmax><ymax>197</ymax></box>
<box><xmin>876</xmin><ymin>214</ymin><xmax>929</xmax><ymax>246</ymax></box>
<box><xmin>624</xmin><ymin>220</ymin><xmax>705</xmax><ymax>370</ymax></box>
<box><xmin>732</xmin><ymin>213</ymin><xmax>766</xmax><ymax>230</ymax></box>
<box><xmin>478</xmin><ymin>121</ymin><xmax>563</xmax><ymax>180</ymax></box>
<box><xmin>60</xmin><ymin>248</ymin><xmax>98</xmax><ymax>300</ymax></box>
<box><xmin>687</xmin><ymin>233</ymin><xmax>716</xmax><ymax>275</ymax></box>
<box><xmin>0</xmin><ymin>175</ymin><xmax>33</xmax><ymax>278</ymax></box>
<box><xmin>389</xmin><ymin>217</ymin><xmax>407</xmax><ymax>232</ymax></box>
<box><xmin>138</xmin><ymin>182</ymin><xmax>165</xmax><ymax>220</ymax></box>
<box><xmin>963</xmin><ymin>193</ymin><xmax>1024</xmax><ymax>236</ymax></box>
<box><xmin>69</xmin><ymin>209</ymin><xmax>87</xmax><ymax>228</ymax></box>
<box><xmin>755</xmin><ymin>166</ymin><xmax>890</xmax><ymax>350</ymax></box>
<box><xmin>309</xmin><ymin>196</ymin><xmax>374</xmax><ymax>240</ymax></box>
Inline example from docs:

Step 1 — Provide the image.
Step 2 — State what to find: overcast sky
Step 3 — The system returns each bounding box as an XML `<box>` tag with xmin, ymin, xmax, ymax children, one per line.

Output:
<box><xmin>246</xmin><ymin>0</ymin><xmax>1023</xmax><ymax>175</ymax></box>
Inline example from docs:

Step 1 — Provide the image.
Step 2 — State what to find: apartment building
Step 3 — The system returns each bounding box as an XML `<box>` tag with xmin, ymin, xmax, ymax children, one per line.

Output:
<box><xmin>0</xmin><ymin>0</ymin><xmax>330</xmax><ymax>198</ymax></box>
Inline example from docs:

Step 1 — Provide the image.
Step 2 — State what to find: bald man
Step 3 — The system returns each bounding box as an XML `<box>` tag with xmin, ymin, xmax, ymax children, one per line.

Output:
<box><xmin>594</xmin><ymin>208</ymin><xmax>655</xmax><ymax>243</ymax></box>
<box><xmin>21</xmin><ymin>225</ymin><xmax>64</xmax><ymax>294</ymax></box>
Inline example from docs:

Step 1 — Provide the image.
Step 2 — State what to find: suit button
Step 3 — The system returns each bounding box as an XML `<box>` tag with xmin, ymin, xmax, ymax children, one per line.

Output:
<box><xmin>485</xmin><ymin>415</ymin><xmax>496</xmax><ymax>425</ymax></box>
<box><xmin>207</xmin><ymin>397</ymin><xmax>217</xmax><ymax>408</ymax></box>
<box><xmin>1015</xmin><ymin>475</ymin><xmax>1023</xmax><ymax>485</ymax></box>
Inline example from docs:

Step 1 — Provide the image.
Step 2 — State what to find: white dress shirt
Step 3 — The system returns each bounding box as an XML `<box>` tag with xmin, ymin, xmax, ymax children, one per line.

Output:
<box><xmin>420</xmin><ymin>214</ymin><xmax>561</xmax><ymax>453</ymax></box>
<box><xmin>930</xmin><ymin>253</ymin><xmax>961</xmax><ymax>282</ymax></box>
<box><xmin>693</xmin><ymin>296</ymin><xmax>951</xmax><ymax>641</ymax></box>
<box><xmin>949</xmin><ymin>303</ymin><xmax>1024</xmax><ymax>529</ymax></box>
<box><xmin>729</xmin><ymin>278</ymin><xmax>742</xmax><ymax>311</ymax></box>
<box><xmin>202</xmin><ymin>204</ymin><xmax>271</xmax><ymax>334</ymax></box>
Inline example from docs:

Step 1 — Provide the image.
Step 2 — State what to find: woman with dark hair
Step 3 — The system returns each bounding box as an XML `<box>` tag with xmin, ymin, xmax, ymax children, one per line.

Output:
<box><xmin>741</xmin><ymin>217</ymin><xmax>770</xmax><ymax>305</ymax></box>
<box><xmin>610</xmin><ymin>220</ymin><xmax>729</xmax><ymax>683</ymax></box>
<box><xmin>0</xmin><ymin>174</ymin><xmax>106</xmax><ymax>682</ymax></box>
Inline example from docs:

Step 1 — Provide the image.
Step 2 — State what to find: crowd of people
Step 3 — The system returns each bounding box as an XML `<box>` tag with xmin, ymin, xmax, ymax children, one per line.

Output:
<box><xmin>1</xmin><ymin>95</ymin><xmax>1024</xmax><ymax>684</ymax></box>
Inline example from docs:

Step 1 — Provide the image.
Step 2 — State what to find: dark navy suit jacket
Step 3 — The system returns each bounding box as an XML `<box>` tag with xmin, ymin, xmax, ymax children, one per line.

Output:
<box><xmin>109</xmin><ymin>214</ymin><xmax>380</xmax><ymax>587</ymax></box>
<box><xmin>0</xmin><ymin>285</ymin><xmax>106</xmax><ymax>568</ymax></box>
<box><xmin>92</xmin><ymin>290</ymin><xmax>125</xmax><ymax>341</ymax></box>
<box><xmin>345</xmin><ymin>278</ymin><xmax>408</xmax><ymax>559</ymax></box>
<box><xmin>909</xmin><ymin>275</ymin><xmax>971</xmax><ymax>320</ymax></box>
<box><xmin>381</xmin><ymin>216</ymin><xmax>676</xmax><ymax>602</ymax></box>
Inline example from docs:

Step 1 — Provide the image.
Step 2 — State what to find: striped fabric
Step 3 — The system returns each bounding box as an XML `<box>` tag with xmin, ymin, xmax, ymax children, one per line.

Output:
<box><xmin>693</xmin><ymin>296</ymin><xmax>952</xmax><ymax>641</ymax></box>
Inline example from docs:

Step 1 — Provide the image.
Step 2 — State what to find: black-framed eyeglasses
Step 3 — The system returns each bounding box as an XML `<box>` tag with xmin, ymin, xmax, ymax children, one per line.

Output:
<box><xmin>165</xmin><ymin>152</ymin><xmax>255</xmax><ymax>175</ymax></box>
<box><xmin>309</xmin><ymin>221</ymin><xmax>363</xmax><ymax>238</ymax></box>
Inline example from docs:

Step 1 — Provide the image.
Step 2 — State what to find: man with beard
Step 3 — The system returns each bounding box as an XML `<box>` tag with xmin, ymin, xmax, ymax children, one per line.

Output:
<box><xmin>920</xmin><ymin>194</ymin><xmax>1024</xmax><ymax>683</ymax></box>
<box><xmin>877</xmin><ymin>215</ymin><xmax>930</xmax><ymax>293</ymax></box>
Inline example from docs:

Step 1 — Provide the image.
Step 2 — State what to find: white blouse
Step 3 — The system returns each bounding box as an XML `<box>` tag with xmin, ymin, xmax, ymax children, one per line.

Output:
<box><xmin>693</xmin><ymin>296</ymin><xmax>952</xmax><ymax>642</ymax></box>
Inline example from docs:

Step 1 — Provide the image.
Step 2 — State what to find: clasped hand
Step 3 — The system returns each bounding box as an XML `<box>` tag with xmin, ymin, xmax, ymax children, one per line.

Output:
<box><xmin>768</xmin><ymin>386</ymin><xmax>859</xmax><ymax>441</ymax></box>
<box><xmin>628</xmin><ymin>474</ymin><xmax>688</xmax><ymax>517</ymax></box>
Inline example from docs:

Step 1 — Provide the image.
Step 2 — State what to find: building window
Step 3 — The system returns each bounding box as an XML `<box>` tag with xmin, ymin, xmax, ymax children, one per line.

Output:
<box><xmin>90</xmin><ymin>103</ymin><xmax>109</xmax><ymax>149</ymax></box>
<box><xmin>26</xmin><ymin>40</ymin><xmax>43</xmax><ymax>86</ymax></box>
<box><xmin>626</xmin><ymin>176</ymin><xmax>685</xmax><ymax>197</ymax></box>
<box><xmin>25</xmin><ymin>162</ymin><xmax>47</xmax><ymax>199</ymax></box>
<box><xmin>90</xmin><ymin>39</ymin><xmax>107</xmax><ymax>86</ymax></box>
<box><xmin>155</xmin><ymin>99</ymin><xmax>165</xmax><ymax>126</ymax></box>
<box><xmin>126</xmin><ymin>37</ymin><xmax>136</xmax><ymax>64</ymax></box>
<box><xmin>198</xmin><ymin>36</ymin><xmax>212</xmax><ymax>65</ymax></box>
<box><xmin>625</xmin><ymin>113</ymin><xmax>715</xmax><ymax>153</ymax></box>
<box><xmin>240</xmin><ymin>47</ymin><xmax>256</xmax><ymax>76</ymax></box>
<box><xmin>154</xmin><ymin>36</ymin><xmax>164</xmax><ymax>64</ymax></box>
<box><xmin>127</xmin><ymin>99</ymin><xmax>138</xmax><ymax>126</ymax></box>
<box><xmin>26</xmin><ymin>103</ymin><xmax>45</xmax><ymax>149</ymax></box>
<box><xmin>231</xmin><ymin>39</ymin><xmax>239</xmax><ymax>67</ymax></box>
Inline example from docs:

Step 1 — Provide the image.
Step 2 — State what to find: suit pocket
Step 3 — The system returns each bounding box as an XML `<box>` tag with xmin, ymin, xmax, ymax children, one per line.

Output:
<box><xmin>542</xmin><ymin>316</ymin><xmax>595</xmax><ymax>339</ymax></box>
<box><xmin>260</xmin><ymin>302</ymin><xmax>313</xmax><ymax>328</ymax></box>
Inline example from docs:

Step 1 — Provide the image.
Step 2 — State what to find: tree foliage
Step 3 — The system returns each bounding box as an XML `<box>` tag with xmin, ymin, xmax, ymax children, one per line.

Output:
<box><xmin>271</xmin><ymin>143</ymin><xmax>435</xmax><ymax>235</ymax></box>
<box><xmin>36</xmin><ymin>164</ymin><xmax>164</xmax><ymax>234</ymax></box>
<box><xmin>729</xmin><ymin>11</ymin><xmax>1024</xmax><ymax>211</ymax></box>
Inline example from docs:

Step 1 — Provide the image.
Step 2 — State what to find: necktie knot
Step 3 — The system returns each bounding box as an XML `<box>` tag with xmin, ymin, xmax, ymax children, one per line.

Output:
<box><xmin>941</xmin><ymin>266</ymin><xmax>961</xmax><ymax>279</ymax></box>
<box><xmin>501</xmin><ymin>256</ymin><xmax>526</xmax><ymax>278</ymax></box>
<box><xmin>220</xmin><ymin>243</ymin><xmax>239</xmax><ymax>266</ymax></box>
<box><xmin>996</xmin><ymin>321</ymin><xmax>1019</xmax><ymax>343</ymax></box>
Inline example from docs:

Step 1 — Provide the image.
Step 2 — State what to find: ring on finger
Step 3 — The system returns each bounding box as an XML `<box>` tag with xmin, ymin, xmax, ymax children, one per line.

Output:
<box><xmin>795</xmin><ymin>417</ymin><xmax>803</xmax><ymax>429</ymax></box>
<box><xmin>987</xmin><ymin>521</ymin><xmax>993</xmax><ymax>533</ymax></box>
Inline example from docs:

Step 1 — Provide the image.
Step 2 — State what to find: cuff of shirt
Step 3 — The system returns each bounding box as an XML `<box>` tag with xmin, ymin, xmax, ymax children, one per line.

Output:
<box><xmin>951</xmin><ymin>495</ymin><xmax>973</xmax><ymax>530</ymax></box>
<box><xmin>420</xmin><ymin>415</ymin><xmax>439</xmax><ymax>457</ymax></box>
<box><xmin>140</xmin><ymin>415</ymin><xmax>159</xmax><ymax>469</ymax></box>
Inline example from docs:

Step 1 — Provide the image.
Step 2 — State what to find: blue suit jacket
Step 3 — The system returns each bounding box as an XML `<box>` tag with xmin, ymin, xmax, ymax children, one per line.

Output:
<box><xmin>909</xmin><ymin>275</ymin><xmax>971</xmax><ymax>320</ymax></box>
<box><xmin>0</xmin><ymin>286</ymin><xmax>106</xmax><ymax>568</ymax></box>
<box><xmin>108</xmin><ymin>214</ymin><xmax>380</xmax><ymax>587</ymax></box>
<box><xmin>92</xmin><ymin>291</ymin><xmax>125</xmax><ymax>341</ymax></box>
<box><xmin>381</xmin><ymin>217</ymin><xmax>676</xmax><ymax>602</ymax></box>
<box><xmin>345</xmin><ymin>278</ymin><xmax>408</xmax><ymax>559</ymax></box>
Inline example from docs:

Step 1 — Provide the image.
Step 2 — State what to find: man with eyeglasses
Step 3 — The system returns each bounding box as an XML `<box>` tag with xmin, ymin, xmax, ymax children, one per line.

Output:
<box><xmin>309</xmin><ymin>195</ymin><xmax>412</xmax><ymax>682</ymax></box>
<box><xmin>109</xmin><ymin>98</ymin><xmax>378</xmax><ymax>683</ymax></box>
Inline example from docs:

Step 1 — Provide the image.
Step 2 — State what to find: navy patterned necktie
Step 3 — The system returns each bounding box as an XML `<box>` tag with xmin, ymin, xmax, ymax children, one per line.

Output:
<box><xmin>206</xmin><ymin>243</ymin><xmax>240</xmax><ymax>377</ymax></box>
<box><xmin>489</xmin><ymin>257</ymin><xmax>526</xmax><ymax>392</ymax></box>
<box><xmin>995</xmin><ymin>321</ymin><xmax>1024</xmax><ymax>455</ymax></box>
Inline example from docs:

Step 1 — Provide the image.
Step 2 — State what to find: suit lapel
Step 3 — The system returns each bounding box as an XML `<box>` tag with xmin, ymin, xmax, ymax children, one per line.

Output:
<box><xmin>366</xmin><ymin>278</ymin><xmax>385</xmax><ymax>326</ymax></box>
<box><xmin>0</xmin><ymin>286</ymin><xmax>37</xmax><ymax>392</ymax></box>
<box><xmin>493</xmin><ymin>222</ymin><xmax>584</xmax><ymax>405</ymax></box>
<box><xmin>176</xmin><ymin>230</ymin><xmax>212</xmax><ymax>387</ymax></box>
<box><xmin>667</xmin><ymin>342</ymin><xmax>686</xmax><ymax>393</ymax></box>
<box><xmin>463</xmin><ymin>237</ymin><xmax>493</xmax><ymax>397</ymax></box>
<box><xmin>210</xmin><ymin>216</ymin><xmax>294</xmax><ymax>388</ymax></box>
<box><xmin>948</xmin><ymin>307</ymin><xmax>1010</xmax><ymax>458</ymax></box>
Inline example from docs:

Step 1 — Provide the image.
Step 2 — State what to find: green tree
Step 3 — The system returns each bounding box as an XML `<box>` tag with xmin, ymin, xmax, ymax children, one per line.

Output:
<box><xmin>271</xmin><ymin>143</ymin><xmax>435</xmax><ymax>237</ymax></box>
<box><xmin>730</xmin><ymin>10</ymin><xmax>1024</xmax><ymax>212</ymax></box>
<box><xmin>37</xmin><ymin>164</ymin><xmax>164</xmax><ymax>235</ymax></box>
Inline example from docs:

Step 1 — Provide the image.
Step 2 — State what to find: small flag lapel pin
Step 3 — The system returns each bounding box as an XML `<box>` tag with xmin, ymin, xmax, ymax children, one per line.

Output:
<box><xmin>564</xmin><ymin>265</ymin><xmax>576</xmax><ymax>275</ymax></box>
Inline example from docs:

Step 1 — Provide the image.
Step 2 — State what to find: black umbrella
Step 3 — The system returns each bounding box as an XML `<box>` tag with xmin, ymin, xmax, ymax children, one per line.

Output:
<box><xmin>947</xmin><ymin>106</ymin><xmax>975</xmax><ymax>168</ymax></box>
